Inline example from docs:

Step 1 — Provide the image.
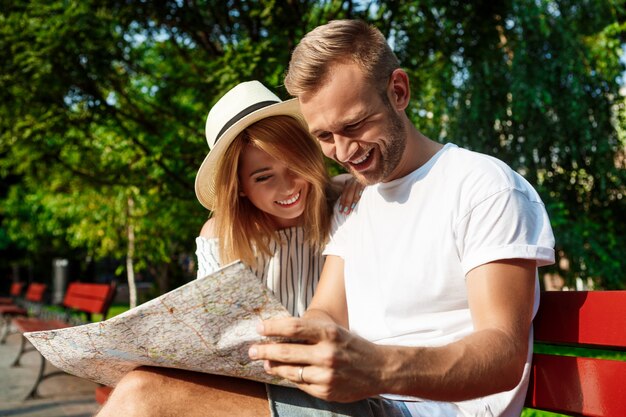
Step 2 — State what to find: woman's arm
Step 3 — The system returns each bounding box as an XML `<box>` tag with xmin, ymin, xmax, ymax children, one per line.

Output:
<box><xmin>304</xmin><ymin>255</ymin><xmax>348</xmax><ymax>327</ymax></box>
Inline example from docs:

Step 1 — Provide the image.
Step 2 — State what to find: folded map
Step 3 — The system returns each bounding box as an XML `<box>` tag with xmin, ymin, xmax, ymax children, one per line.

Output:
<box><xmin>24</xmin><ymin>261</ymin><xmax>293</xmax><ymax>388</ymax></box>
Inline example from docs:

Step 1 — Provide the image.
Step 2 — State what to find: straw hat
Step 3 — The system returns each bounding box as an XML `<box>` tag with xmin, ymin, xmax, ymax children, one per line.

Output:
<box><xmin>194</xmin><ymin>81</ymin><xmax>305</xmax><ymax>210</ymax></box>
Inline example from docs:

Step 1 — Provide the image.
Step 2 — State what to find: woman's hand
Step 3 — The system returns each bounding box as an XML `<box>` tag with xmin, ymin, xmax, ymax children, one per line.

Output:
<box><xmin>332</xmin><ymin>174</ymin><xmax>364</xmax><ymax>215</ymax></box>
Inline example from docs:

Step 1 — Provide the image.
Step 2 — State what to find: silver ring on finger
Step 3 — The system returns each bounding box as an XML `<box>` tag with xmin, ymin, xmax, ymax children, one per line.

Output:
<box><xmin>297</xmin><ymin>366</ymin><xmax>305</xmax><ymax>383</ymax></box>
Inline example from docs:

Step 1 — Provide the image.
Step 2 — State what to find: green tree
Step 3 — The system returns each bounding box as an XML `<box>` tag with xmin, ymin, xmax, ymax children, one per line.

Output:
<box><xmin>386</xmin><ymin>0</ymin><xmax>626</xmax><ymax>288</ymax></box>
<box><xmin>0</xmin><ymin>0</ymin><xmax>370</xmax><ymax>293</ymax></box>
<box><xmin>1</xmin><ymin>0</ymin><xmax>624</xmax><ymax>293</ymax></box>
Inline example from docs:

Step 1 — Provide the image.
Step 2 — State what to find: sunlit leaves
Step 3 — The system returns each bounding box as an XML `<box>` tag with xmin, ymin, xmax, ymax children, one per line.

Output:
<box><xmin>0</xmin><ymin>0</ymin><xmax>624</xmax><ymax>290</ymax></box>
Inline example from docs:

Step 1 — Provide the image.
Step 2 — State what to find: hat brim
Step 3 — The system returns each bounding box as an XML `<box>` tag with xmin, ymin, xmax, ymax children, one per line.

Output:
<box><xmin>195</xmin><ymin>98</ymin><xmax>305</xmax><ymax>210</ymax></box>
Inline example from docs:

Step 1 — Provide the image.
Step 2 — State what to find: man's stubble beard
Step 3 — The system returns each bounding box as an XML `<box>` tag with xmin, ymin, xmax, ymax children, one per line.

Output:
<box><xmin>350</xmin><ymin>110</ymin><xmax>406</xmax><ymax>186</ymax></box>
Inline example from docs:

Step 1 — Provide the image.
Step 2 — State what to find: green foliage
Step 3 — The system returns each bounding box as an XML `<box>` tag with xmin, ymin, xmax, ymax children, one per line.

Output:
<box><xmin>0</xmin><ymin>1</ymin><xmax>625</xmax><ymax>291</ymax></box>
<box><xmin>386</xmin><ymin>0</ymin><xmax>626</xmax><ymax>288</ymax></box>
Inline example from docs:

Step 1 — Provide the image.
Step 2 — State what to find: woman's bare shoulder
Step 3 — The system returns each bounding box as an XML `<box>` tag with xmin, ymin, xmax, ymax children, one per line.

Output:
<box><xmin>199</xmin><ymin>218</ymin><xmax>218</xmax><ymax>239</ymax></box>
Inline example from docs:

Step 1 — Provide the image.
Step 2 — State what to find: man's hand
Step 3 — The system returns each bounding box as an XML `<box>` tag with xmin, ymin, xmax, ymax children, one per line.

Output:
<box><xmin>248</xmin><ymin>317</ymin><xmax>384</xmax><ymax>403</ymax></box>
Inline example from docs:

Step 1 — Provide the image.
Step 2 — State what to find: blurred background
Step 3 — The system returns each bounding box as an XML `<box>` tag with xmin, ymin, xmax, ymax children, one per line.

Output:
<box><xmin>1</xmin><ymin>0</ymin><xmax>625</xmax><ymax>304</ymax></box>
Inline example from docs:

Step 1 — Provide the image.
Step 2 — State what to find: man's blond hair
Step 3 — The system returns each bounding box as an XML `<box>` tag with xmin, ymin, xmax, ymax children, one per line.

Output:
<box><xmin>284</xmin><ymin>19</ymin><xmax>400</xmax><ymax>97</ymax></box>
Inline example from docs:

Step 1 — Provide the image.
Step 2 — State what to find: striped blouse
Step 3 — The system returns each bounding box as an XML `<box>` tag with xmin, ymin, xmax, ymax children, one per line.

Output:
<box><xmin>195</xmin><ymin>227</ymin><xmax>323</xmax><ymax>317</ymax></box>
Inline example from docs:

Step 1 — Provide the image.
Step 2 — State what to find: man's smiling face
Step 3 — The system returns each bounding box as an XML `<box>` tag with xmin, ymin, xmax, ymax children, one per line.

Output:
<box><xmin>299</xmin><ymin>63</ymin><xmax>406</xmax><ymax>185</ymax></box>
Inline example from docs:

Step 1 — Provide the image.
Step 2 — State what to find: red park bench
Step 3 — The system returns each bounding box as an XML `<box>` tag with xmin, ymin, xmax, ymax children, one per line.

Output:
<box><xmin>10</xmin><ymin>281</ymin><xmax>116</xmax><ymax>400</ymax></box>
<box><xmin>0</xmin><ymin>282</ymin><xmax>47</xmax><ymax>344</ymax></box>
<box><xmin>0</xmin><ymin>281</ymin><xmax>25</xmax><ymax>305</ymax></box>
<box><xmin>524</xmin><ymin>290</ymin><xmax>626</xmax><ymax>416</ymax></box>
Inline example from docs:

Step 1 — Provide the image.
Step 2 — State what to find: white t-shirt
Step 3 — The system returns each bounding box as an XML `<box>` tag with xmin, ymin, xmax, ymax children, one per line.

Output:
<box><xmin>196</xmin><ymin>227</ymin><xmax>322</xmax><ymax>317</ymax></box>
<box><xmin>324</xmin><ymin>143</ymin><xmax>555</xmax><ymax>417</ymax></box>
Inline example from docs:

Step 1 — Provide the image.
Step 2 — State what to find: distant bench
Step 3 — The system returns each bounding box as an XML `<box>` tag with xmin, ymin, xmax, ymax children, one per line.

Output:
<box><xmin>10</xmin><ymin>281</ymin><xmax>116</xmax><ymax>399</ymax></box>
<box><xmin>524</xmin><ymin>290</ymin><xmax>626</xmax><ymax>416</ymax></box>
<box><xmin>0</xmin><ymin>282</ymin><xmax>47</xmax><ymax>344</ymax></box>
<box><xmin>0</xmin><ymin>281</ymin><xmax>25</xmax><ymax>305</ymax></box>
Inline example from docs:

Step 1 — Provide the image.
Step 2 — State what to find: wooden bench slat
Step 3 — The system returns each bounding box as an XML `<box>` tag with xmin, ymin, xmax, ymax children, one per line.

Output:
<box><xmin>0</xmin><ymin>305</ymin><xmax>27</xmax><ymax>315</ymax></box>
<box><xmin>10</xmin><ymin>282</ymin><xmax>24</xmax><ymax>297</ymax></box>
<box><xmin>24</xmin><ymin>283</ymin><xmax>47</xmax><ymax>303</ymax></box>
<box><xmin>64</xmin><ymin>297</ymin><xmax>107</xmax><ymax>314</ymax></box>
<box><xmin>534</xmin><ymin>290</ymin><xmax>626</xmax><ymax>348</ymax></box>
<box><xmin>13</xmin><ymin>317</ymin><xmax>71</xmax><ymax>332</ymax></box>
<box><xmin>526</xmin><ymin>291</ymin><xmax>626</xmax><ymax>416</ymax></box>
<box><xmin>66</xmin><ymin>283</ymin><xmax>113</xmax><ymax>298</ymax></box>
<box><xmin>63</xmin><ymin>283</ymin><xmax>115</xmax><ymax>314</ymax></box>
<box><xmin>526</xmin><ymin>353</ymin><xmax>626</xmax><ymax>416</ymax></box>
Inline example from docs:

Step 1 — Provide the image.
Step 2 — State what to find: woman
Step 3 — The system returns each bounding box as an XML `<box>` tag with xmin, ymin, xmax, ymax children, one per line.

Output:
<box><xmin>194</xmin><ymin>81</ymin><xmax>359</xmax><ymax>317</ymax></box>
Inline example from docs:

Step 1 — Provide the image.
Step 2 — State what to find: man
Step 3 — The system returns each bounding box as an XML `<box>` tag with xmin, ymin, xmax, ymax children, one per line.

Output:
<box><xmin>97</xmin><ymin>20</ymin><xmax>554</xmax><ymax>417</ymax></box>
<box><xmin>249</xmin><ymin>19</ymin><xmax>554</xmax><ymax>416</ymax></box>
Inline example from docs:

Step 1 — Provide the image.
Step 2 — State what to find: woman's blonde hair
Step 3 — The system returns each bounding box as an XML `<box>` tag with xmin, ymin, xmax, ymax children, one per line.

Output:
<box><xmin>284</xmin><ymin>19</ymin><xmax>400</xmax><ymax>97</ymax></box>
<box><xmin>212</xmin><ymin>115</ymin><xmax>335</xmax><ymax>266</ymax></box>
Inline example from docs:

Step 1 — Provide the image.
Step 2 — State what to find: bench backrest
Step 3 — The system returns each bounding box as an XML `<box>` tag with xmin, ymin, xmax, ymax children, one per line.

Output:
<box><xmin>62</xmin><ymin>282</ymin><xmax>117</xmax><ymax>320</ymax></box>
<box><xmin>525</xmin><ymin>290</ymin><xmax>626</xmax><ymax>416</ymax></box>
<box><xmin>24</xmin><ymin>283</ymin><xmax>47</xmax><ymax>303</ymax></box>
<box><xmin>9</xmin><ymin>282</ymin><xmax>24</xmax><ymax>297</ymax></box>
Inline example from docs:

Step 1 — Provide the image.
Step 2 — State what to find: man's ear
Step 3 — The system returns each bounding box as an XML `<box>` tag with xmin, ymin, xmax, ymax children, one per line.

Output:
<box><xmin>388</xmin><ymin>69</ymin><xmax>410</xmax><ymax>111</ymax></box>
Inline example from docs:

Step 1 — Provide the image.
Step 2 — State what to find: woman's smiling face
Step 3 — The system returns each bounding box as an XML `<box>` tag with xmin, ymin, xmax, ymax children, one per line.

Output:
<box><xmin>238</xmin><ymin>144</ymin><xmax>310</xmax><ymax>228</ymax></box>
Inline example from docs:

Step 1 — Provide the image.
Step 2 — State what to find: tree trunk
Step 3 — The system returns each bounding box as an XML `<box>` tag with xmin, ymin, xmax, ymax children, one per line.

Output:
<box><xmin>148</xmin><ymin>262</ymin><xmax>170</xmax><ymax>296</ymax></box>
<box><xmin>127</xmin><ymin>195</ymin><xmax>137</xmax><ymax>309</ymax></box>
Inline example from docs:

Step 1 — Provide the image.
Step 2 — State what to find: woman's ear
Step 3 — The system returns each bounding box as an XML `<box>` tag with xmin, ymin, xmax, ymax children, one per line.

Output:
<box><xmin>388</xmin><ymin>69</ymin><xmax>410</xmax><ymax>111</ymax></box>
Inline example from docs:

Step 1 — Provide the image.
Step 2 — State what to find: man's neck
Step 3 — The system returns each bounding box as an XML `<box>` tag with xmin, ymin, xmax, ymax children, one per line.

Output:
<box><xmin>383</xmin><ymin>128</ymin><xmax>443</xmax><ymax>183</ymax></box>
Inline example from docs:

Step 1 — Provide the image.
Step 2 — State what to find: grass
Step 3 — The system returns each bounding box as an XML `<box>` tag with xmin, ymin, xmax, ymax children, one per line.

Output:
<box><xmin>38</xmin><ymin>303</ymin><xmax>131</xmax><ymax>322</ymax></box>
<box><xmin>103</xmin><ymin>304</ymin><xmax>131</xmax><ymax>319</ymax></box>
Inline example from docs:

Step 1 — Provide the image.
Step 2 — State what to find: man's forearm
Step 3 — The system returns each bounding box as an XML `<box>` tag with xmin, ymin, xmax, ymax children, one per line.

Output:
<box><xmin>377</xmin><ymin>328</ymin><xmax>528</xmax><ymax>401</ymax></box>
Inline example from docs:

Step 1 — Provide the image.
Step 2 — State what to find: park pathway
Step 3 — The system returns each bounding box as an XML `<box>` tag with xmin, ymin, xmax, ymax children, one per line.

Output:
<box><xmin>0</xmin><ymin>330</ymin><xmax>100</xmax><ymax>416</ymax></box>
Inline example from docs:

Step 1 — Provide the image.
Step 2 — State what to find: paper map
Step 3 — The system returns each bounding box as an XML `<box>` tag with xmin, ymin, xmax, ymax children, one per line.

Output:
<box><xmin>24</xmin><ymin>261</ymin><xmax>294</xmax><ymax>388</ymax></box>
